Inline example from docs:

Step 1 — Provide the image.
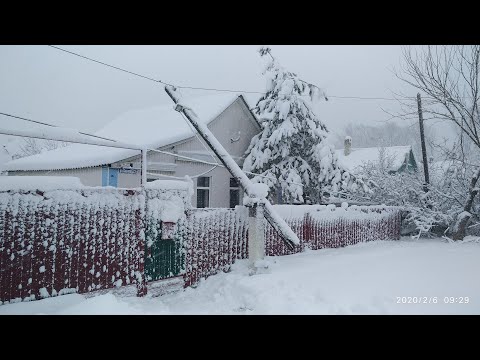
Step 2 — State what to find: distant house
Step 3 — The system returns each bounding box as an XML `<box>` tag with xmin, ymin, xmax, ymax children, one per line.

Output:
<box><xmin>5</xmin><ymin>94</ymin><xmax>262</xmax><ymax>208</ymax></box>
<box><xmin>335</xmin><ymin>136</ymin><xmax>417</xmax><ymax>175</ymax></box>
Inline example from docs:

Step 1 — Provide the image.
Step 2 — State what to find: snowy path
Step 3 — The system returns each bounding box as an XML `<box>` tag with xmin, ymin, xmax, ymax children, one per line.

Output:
<box><xmin>1</xmin><ymin>238</ymin><xmax>479</xmax><ymax>314</ymax></box>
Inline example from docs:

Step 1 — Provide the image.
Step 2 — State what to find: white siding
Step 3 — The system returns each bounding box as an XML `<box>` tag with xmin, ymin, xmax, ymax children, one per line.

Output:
<box><xmin>8</xmin><ymin>167</ymin><xmax>102</xmax><ymax>187</ymax></box>
<box><xmin>117</xmin><ymin>170</ymin><xmax>141</xmax><ymax>188</ymax></box>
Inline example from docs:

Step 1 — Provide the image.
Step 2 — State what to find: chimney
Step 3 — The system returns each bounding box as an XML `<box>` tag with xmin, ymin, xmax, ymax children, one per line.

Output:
<box><xmin>344</xmin><ymin>136</ymin><xmax>352</xmax><ymax>156</ymax></box>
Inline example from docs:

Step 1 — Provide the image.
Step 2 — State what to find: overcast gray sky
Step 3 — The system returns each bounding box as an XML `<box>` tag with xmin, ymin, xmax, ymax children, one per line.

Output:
<box><xmin>0</xmin><ymin>45</ymin><xmax>438</xmax><ymax>151</ymax></box>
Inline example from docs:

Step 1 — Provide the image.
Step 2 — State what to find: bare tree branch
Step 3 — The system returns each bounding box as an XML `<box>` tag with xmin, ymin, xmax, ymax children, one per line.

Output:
<box><xmin>394</xmin><ymin>45</ymin><xmax>480</xmax><ymax>240</ymax></box>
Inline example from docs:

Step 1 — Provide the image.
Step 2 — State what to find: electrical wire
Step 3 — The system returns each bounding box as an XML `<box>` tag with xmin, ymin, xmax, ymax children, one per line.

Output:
<box><xmin>146</xmin><ymin>172</ymin><xmax>185</xmax><ymax>180</ymax></box>
<box><xmin>0</xmin><ymin>113</ymin><xmax>319</xmax><ymax>190</ymax></box>
<box><xmin>0</xmin><ymin>109</ymin><xmax>355</xmax><ymax>191</ymax></box>
<box><xmin>147</xmin><ymin>164</ymin><xmax>218</xmax><ymax>180</ymax></box>
<box><xmin>47</xmin><ymin>45</ymin><xmax>419</xmax><ymax>102</ymax></box>
<box><xmin>147</xmin><ymin>148</ymin><xmax>306</xmax><ymax>187</ymax></box>
<box><xmin>147</xmin><ymin>148</ymin><xmax>219</xmax><ymax>166</ymax></box>
<box><xmin>48</xmin><ymin>45</ymin><xmax>167</xmax><ymax>85</ymax></box>
<box><xmin>0</xmin><ymin>111</ymin><xmax>118</xmax><ymax>142</ymax></box>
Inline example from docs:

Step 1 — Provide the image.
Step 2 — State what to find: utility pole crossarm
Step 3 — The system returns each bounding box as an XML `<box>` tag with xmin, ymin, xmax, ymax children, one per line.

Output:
<box><xmin>165</xmin><ymin>85</ymin><xmax>299</xmax><ymax>249</ymax></box>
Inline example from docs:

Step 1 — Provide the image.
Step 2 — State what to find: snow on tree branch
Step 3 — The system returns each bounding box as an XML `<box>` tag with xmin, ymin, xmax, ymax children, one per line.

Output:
<box><xmin>243</xmin><ymin>49</ymin><xmax>369</xmax><ymax>204</ymax></box>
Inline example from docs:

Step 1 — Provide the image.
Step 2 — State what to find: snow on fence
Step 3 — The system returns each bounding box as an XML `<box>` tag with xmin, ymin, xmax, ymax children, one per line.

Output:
<box><xmin>0</xmin><ymin>185</ymin><xmax>145</xmax><ymax>304</ymax></box>
<box><xmin>0</xmin><ymin>177</ymin><xmax>191</xmax><ymax>305</ymax></box>
<box><xmin>183</xmin><ymin>204</ymin><xmax>401</xmax><ymax>287</ymax></box>
<box><xmin>184</xmin><ymin>207</ymin><xmax>249</xmax><ymax>287</ymax></box>
<box><xmin>1</xmin><ymin>176</ymin><xmax>401</xmax><ymax>303</ymax></box>
<box><xmin>266</xmin><ymin>205</ymin><xmax>401</xmax><ymax>256</ymax></box>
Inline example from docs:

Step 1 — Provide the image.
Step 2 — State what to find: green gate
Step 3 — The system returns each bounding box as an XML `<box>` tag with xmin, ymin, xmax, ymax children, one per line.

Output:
<box><xmin>145</xmin><ymin>219</ymin><xmax>183</xmax><ymax>282</ymax></box>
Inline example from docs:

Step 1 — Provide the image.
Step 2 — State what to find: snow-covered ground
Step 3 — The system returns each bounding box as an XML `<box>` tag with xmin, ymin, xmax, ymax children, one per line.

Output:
<box><xmin>1</xmin><ymin>237</ymin><xmax>479</xmax><ymax>315</ymax></box>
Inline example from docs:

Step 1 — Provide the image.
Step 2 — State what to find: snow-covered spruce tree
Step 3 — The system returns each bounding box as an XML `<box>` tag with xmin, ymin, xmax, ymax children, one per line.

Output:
<box><xmin>243</xmin><ymin>47</ymin><xmax>369</xmax><ymax>204</ymax></box>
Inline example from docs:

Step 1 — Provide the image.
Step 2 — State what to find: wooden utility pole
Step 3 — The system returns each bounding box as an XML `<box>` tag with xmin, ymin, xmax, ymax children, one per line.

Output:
<box><xmin>417</xmin><ymin>93</ymin><xmax>430</xmax><ymax>192</ymax></box>
<box><xmin>164</xmin><ymin>85</ymin><xmax>299</xmax><ymax>254</ymax></box>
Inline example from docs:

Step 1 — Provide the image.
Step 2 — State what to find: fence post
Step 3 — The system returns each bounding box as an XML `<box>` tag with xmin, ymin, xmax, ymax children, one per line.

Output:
<box><xmin>248</xmin><ymin>202</ymin><xmax>266</xmax><ymax>271</ymax></box>
<box><xmin>136</xmin><ymin>194</ymin><xmax>147</xmax><ymax>297</ymax></box>
<box><xmin>136</xmin><ymin>245</ymin><xmax>147</xmax><ymax>297</ymax></box>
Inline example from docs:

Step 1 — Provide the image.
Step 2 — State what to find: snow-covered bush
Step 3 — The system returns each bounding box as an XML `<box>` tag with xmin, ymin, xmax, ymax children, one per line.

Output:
<box><xmin>355</xmin><ymin>153</ymin><xmax>480</xmax><ymax>238</ymax></box>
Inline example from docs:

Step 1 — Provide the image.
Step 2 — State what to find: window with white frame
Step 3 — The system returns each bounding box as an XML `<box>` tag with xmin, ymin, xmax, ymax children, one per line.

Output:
<box><xmin>196</xmin><ymin>176</ymin><xmax>210</xmax><ymax>208</ymax></box>
<box><xmin>229</xmin><ymin>177</ymin><xmax>240</xmax><ymax>208</ymax></box>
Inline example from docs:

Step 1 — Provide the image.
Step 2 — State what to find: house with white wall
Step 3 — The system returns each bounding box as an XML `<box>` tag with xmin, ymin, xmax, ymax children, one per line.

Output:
<box><xmin>5</xmin><ymin>94</ymin><xmax>262</xmax><ymax>208</ymax></box>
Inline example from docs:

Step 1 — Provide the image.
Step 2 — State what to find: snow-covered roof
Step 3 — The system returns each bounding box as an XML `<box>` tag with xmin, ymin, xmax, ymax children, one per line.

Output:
<box><xmin>5</xmin><ymin>94</ymin><xmax>239</xmax><ymax>171</ymax></box>
<box><xmin>335</xmin><ymin>146</ymin><xmax>413</xmax><ymax>173</ymax></box>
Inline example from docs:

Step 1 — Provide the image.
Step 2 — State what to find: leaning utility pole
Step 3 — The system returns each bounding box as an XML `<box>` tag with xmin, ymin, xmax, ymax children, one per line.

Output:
<box><xmin>417</xmin><ymin>93</ymin><xmax>430</xmax><ymax>192</ymax></box>
<box><xmin>164</xmin><ymin>85</ymin><xmax>299</xmax><ymax>266</ymax></box>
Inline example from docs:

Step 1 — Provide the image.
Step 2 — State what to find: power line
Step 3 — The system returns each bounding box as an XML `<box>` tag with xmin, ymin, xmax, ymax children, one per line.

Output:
<box><xmin>147</xmin><ymin>148</ymin><xmax>305</xmax><ymax>187</ymax></box>
<box><xmin>0</xmin><ymin>111</ymin><xmax>118</xmax><ymax>142</ymax></box>
<box><xmin>0</xmin><ymin>111</ymin><xmax>57</xmax><ymax>128</ymax></box>
<box><xmin>147</xmin><ymin>148</ymin><xmax>220</xmax><ymax>166</ymax></box>
<box><xmin>147</xmin><ymin>164</ymin><xmax>218</xmax><ymax>180</ymax></box>
<box><xmin>176</xmin><ymin>85</ymin><xmax>263</xmax><ymax>95</ymax></box>
<box><xmin>327</xmin><ymin>95</ymin><xmax>400</xmax><ymax>101</ymax></box>
<box><xmin>0</xmin><ymin>110</ymin><xmax>220</xmax><ymax>168</ymax></box>
<box><xmin>0</xmin><ymin>110</ymin><xmax>222</xmax><ymax>168</ymax></box>
<box><xmin>1</xmin><ymin>113</ymin><xmax>345</xmax><ymax>190</ymax></box>
<box><xmin>2</xmin><ymin>120</ymin><xmax>304</xmax><ymax>187</ymax></box>
<box><xmin>47</xmin><ymin>45</ymin><xmax>417</xmax><ymax>102</ymax></box>
<box><xmin>48</xmin><ymin>45</ymin><xmax>167</xmax><ymax>85</ymax></box>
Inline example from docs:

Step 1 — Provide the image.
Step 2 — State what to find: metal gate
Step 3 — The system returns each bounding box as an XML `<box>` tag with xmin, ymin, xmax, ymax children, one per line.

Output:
<box><xmin>144</xmin><ymin>220</ymin><xmax>183</xmax><ymax>282</ymax></box>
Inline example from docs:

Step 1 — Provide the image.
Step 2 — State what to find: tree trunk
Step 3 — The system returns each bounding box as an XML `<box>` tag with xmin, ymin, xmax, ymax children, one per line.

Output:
<box><xmin>451</xmin><ymin>167</ymin><xmax>480</xmax><ymax>240</ymax></box>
